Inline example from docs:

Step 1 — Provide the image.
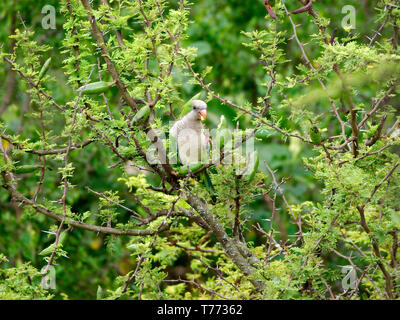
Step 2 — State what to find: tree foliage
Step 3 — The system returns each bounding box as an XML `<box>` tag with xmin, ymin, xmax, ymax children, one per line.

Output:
<box><xmin>1</xmin><ymin>0</ymin><xmax>400</xmax><ymax>300</ymax></box>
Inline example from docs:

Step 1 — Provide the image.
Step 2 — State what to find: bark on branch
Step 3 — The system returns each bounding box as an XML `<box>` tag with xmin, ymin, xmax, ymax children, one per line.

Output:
<box><xmin>184</xmin><ymin>189</ymin><xmax>265</xmax><ymax>292</ymax></box>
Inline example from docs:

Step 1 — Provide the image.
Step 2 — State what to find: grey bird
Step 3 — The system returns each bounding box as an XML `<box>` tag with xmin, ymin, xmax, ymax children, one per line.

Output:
<box><xmin>170</xmin><ymin>100</ymin><xmax>215</xmax><ymax>201</ymax></box>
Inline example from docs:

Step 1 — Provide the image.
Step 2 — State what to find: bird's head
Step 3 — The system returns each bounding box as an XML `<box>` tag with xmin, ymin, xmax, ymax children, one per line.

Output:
<box><xmin>191</xmin><ymin>100</ymin><xmax>207</xmax><ymax>121</ymax></box>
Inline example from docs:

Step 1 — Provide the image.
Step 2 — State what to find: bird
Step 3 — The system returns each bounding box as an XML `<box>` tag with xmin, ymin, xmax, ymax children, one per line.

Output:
<box><xmin>309</xmin><ymin>126</ymin><xmax>322</xmax><ymax>145</ymax></box>
<box><xmin>170</xmin><ymin>99</ymin><xmax>216</xmax><ymax>202</ymax></box>
<box><xmin>1</xmin><ymin>138</ymin><xmax>12</xmax><ymax>154</ymax></box>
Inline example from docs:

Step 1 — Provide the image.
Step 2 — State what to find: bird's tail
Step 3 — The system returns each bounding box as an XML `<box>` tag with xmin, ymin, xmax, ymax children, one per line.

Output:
<box><xmin>200</xmin><ymin>170</ymin><xmax>216</xmax><ymax>204</ymax></box>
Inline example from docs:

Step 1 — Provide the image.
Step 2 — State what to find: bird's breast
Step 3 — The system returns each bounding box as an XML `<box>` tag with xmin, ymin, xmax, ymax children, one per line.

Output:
<box><xmin>175</xmin><ymin>127</ymin><xmax>207</xmax><ymax>165</ymax></box>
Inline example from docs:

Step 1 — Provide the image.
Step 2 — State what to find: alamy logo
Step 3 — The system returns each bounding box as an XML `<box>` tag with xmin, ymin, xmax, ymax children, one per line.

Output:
<box><xmin>41</xmin><ymin>265</ymin><xmax>56</xmax><ymax>289</ymax></box>
<box><xmin>41</xmin><ymin>5</ymin><xmax>56</xmax><ymax>30</ymax></box>
<box><xmin>341</xmin><ymin>265</ymin><xmax>357</xmax><ymax>290</ymax></box>
<box><xmin>145</xmin><ymin>125</ymin><xmax>255</xmax><ymax>170</ymax></box>
<box><xmin>341</xmin><ymin>5</ymin><xmax>356</xmax><ymax>30</ymax></box>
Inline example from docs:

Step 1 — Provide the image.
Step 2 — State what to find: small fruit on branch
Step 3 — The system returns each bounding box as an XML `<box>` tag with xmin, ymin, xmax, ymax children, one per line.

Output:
<box><xmin>78</xmin><ymin>81</ymin><xmax>114</xmax><ymax>95</ymax></box>
<box><xmin>131</xmin><ymin>105</ymin><xmax>150</xmax><ymax>125</ymax></box>
<box><xmin>38</xmin><ymin>58</ymin><xmax>52</xmax><ymax>81</ymax></box>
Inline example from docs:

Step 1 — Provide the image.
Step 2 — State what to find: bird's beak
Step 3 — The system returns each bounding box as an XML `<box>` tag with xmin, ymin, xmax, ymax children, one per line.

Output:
<box><xmin>198</xmin><ymin>110</ymin><xmax>207</xmax><ymax>121</ymax></box>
